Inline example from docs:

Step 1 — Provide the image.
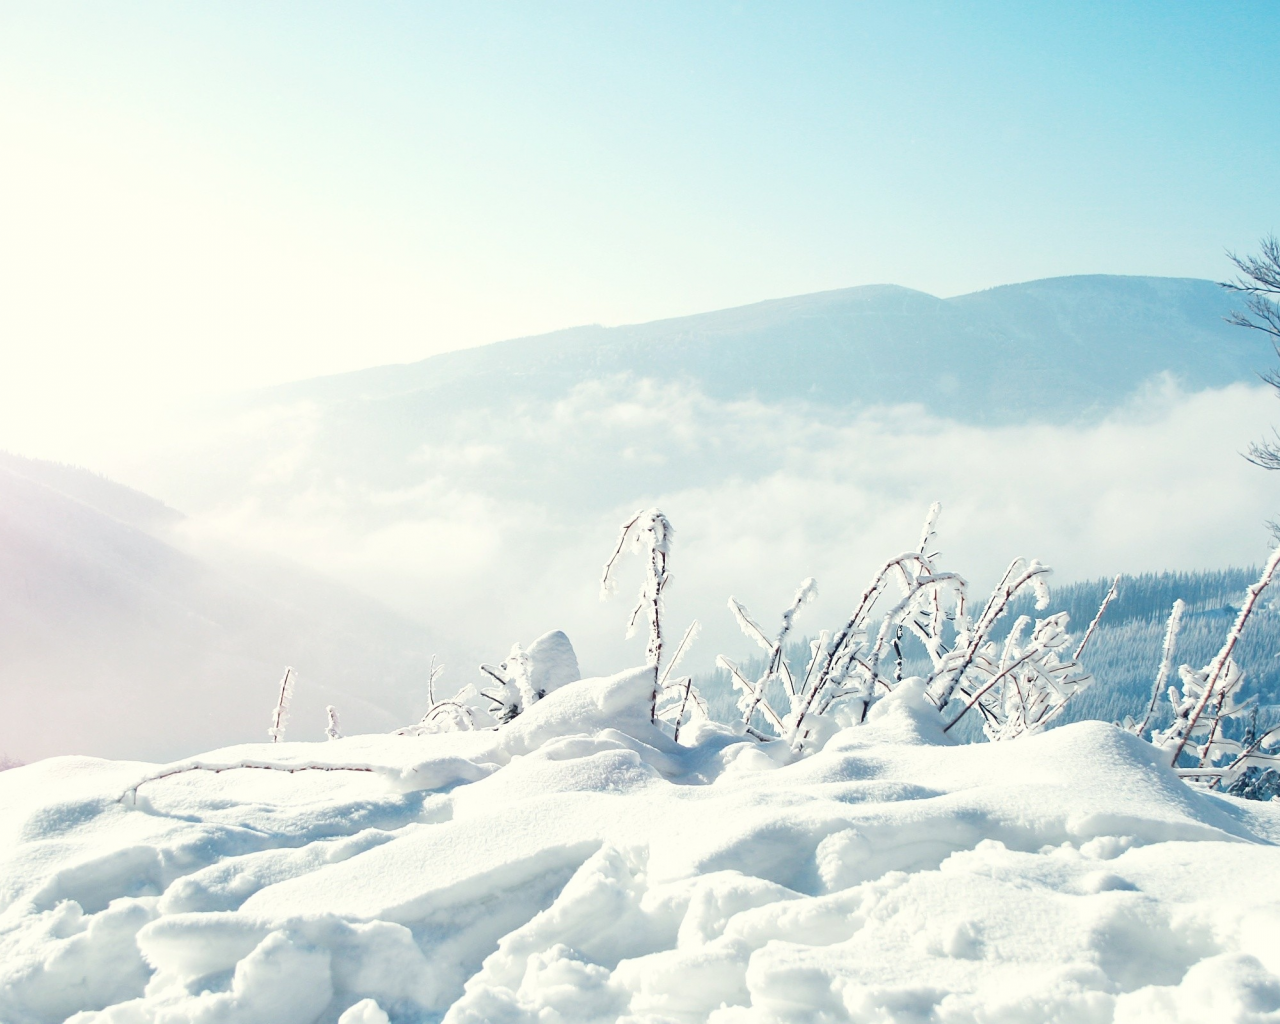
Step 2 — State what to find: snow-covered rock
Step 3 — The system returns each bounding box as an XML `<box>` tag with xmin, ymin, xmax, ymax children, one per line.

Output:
<box><xmin>1</xmin><ymin>668</ymin><xmax>1277</xmax><ymax>1023</ymax></box>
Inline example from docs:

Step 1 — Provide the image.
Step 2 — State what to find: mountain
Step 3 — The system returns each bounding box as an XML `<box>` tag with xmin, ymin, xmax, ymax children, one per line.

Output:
<box><xmin>257</xmin><ymin>275</ymin><xmax>1266</xmax><ymax>422</ymax></box>
<box><xmin>0</xmin><ymin>453</ymin><xmax>439</xmax><ymax>764</ymax></box>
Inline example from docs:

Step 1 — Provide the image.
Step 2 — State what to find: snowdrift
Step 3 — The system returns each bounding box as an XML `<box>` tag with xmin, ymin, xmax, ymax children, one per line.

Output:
<box><xmin>2</xmin><ymin>669</ymin><xmax>1279</xmax><ymax>1023</ymax></box>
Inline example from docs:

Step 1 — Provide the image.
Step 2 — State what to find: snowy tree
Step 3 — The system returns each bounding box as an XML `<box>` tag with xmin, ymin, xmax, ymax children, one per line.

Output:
<box><xmin>1225</xmin><ymin>235</ymin><xmax>1280</xmax><ymax>470</ymax></box>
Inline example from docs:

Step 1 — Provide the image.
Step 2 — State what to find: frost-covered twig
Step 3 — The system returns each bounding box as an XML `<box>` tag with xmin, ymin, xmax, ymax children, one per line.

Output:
<box><xmin>426</xmin><ymin>654</ymin><xmax>444</xmax><ymax>706</ymax></box>
<box><xmin>659</xmin><ymin>620</ymin><xmax>701</xmax><ymax>691</ymax></box>
<box><xmin>1166</xmin><ymin>547</ymin><xmax>1280</xmax><ymax>768</ymax></box>
<box><xmin>394</xmin><ymin>658</ymin><xmax>490</xmax><ymax>734</ymax></box>
<box><xmin>325</xmin><ymin>705</ymin><xmax>342</xmax><ymax>741</ymax></box>
<box><xmin>927</xmin><ymin>559</ymin><xmax>1050</xmax><ymax>711</ymax></box>
<box><xmin>268</xmin><ymin>667</ymin><xmax>295</xmax><ymax>743</ymax></box>
<box><xmin>722</xmin><ymin>578</ymin><xmax>818</xmax><ymax>736</ymax></box>
<box><xmin>1131</xmin><ymin>599</ymin><xmax>1184</xmax><ymax>739</ymax></box>
<box><xmin>120</xmin><ymin>759</ymin><xmax>383</xmax><ymax>804</ymax></box>
<box><xmin>717</xmin><ymin>654</ymin><xmax>786</xmax><ymax>734</ymax></box>
<box><xmin>941</xmin><ymin>611</ymin><xmax>1092</xmax><ymax>739</ymax></box>
<box><xmin>601</xmin><ymin>508</ymin><xmax>674</xmax><ymax>722</ymax></box>
<box><xmin>397</xmin><ymin>699</ymin><xmax>477</xmax><ymax>735</ymax></box>
<box><xmin>943</xmin><ymin>649</ymin><xmax>1040</xmax><ymax>733</ymax></box>
<box><xmin>670</xmin><ymin>678</ymin><xmax>702</xmax><ymax>743</ymax></box>
<box><xmin>1073</xmin><ymin>574</ymin><xmax>1119</xmax><ymax>660</ymax></box>
<box><xmin>795</xmin><ymin>552</ymin><xmax>944</xmax><ymax>734</ymax></box>
<box><xmin>656</xmin><ymin>620</ymin><xmax>705</xmax><ymax>743</ymax></box>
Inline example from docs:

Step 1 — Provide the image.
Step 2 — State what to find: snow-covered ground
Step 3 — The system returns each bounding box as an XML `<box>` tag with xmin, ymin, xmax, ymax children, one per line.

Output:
<box><xmin>2</xmin><ymin>667</ymin><xmax>1279</xmax><ymax>1024</ymax></box>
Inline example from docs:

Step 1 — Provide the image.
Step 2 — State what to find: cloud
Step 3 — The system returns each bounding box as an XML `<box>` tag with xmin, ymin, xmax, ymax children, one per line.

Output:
<box><xmin>166</xmin><ymin>376</ymin><xmax>1280</xmax><ymax>680</ymax></box>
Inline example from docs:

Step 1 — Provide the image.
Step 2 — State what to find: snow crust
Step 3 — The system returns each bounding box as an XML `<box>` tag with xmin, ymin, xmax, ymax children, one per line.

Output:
<box><xmin>2</xmin><ymin>669</ymin><xmax>1279</xmax><ymax>1023</ymax></box>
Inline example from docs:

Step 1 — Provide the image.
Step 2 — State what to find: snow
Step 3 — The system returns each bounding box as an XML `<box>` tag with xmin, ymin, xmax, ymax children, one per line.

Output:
<box><xmin>2</xmin><ymin>668</ymin><xmax>1279</xmax><ymax>1023</ymax></box>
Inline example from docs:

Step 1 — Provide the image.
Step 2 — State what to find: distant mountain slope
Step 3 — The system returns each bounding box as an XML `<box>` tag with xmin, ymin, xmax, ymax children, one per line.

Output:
<box><xmin>0</xmin><ymin>458</ymin><xmax>438</xmax><ymax>763</ymax></box>
<box><xmin>260</xmin><ymin>275</ymin><xmax>1266</xmax><ymax>422</ymax></box>
<box><xmin>0</xmin><ymin>449</ymin><xmax>183</xmax><ymax>533</ymax></box>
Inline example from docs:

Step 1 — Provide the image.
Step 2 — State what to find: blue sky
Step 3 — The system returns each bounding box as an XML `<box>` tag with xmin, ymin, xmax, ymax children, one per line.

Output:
<box><xmin>0</xmin><ymin>2</ymin><xmax>1278</xmax><ymax>454</ymax></box>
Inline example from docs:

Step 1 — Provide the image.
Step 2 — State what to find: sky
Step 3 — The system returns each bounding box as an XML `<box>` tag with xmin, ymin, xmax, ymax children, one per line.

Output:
<box><xmin>1</xmin><ymin>2</ymin><xmax>1279</xmax><ymax>463</ymax></box>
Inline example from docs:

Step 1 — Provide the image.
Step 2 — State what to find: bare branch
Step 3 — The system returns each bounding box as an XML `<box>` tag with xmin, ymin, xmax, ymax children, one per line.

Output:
<box><xmin>1168</xmin><ymin>546</ymin><xmax>1280</xmax><ymax>767</ymax></box>
<box><xmin>1134</xmin><ymin>600</ymin><xmax>1184</xmax><ymax>740</ymax></box>
<box><xmin>268</xmin><ymin>667</ymin><xmax>295</xmax><ymax>744</ymax></box>
<box><xmin>121</xmin><ymin>759</ymin><xmax>381</xmax><ymax>804</ymax></box>
<box><xmin>659</xmin><ymin>620</ymin><xmax>701</xmax><ymax>690</ymax></box>
<box><xmin>1073</xmin><ymin>574</ymin><xmax>1119</xmax><ymax>660</ymax></box>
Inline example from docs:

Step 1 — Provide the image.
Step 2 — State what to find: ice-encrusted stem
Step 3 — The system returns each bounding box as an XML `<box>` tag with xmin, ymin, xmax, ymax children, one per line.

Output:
<box><xmin>268</xmin><ymin>667</ymin><xmax>295</xmax><ymax>743</ymax></box>
<box><xmin>943</xmin><ymin>649</ymin><xmax>1040</xmax><ymax>733</ymax></box>
<box><xmin>1169</xmin><ymin>547</ymin><xmax>1280</xmax><ymax>768</ymax></box>
<box><xmin>119</xmin><ymin>759</ymin><xmax>386</xmax><ymax>805</ymax></box>
<box><xmin>927</xmin><ymin>559</ymin><xmax>1051</xmax><ymax>711</ymax></box>
<box><xmin>601</xmin><ymin>508</ymin><xmax>673</xmax><ymax>722</ymax></box>
<box><xmin>1073</xmin><ymin>574</ymin><xmax>1119</xmax><ymax>660</ymax></box>
<box><xmin>1134</xmin><ymin>599</ymin><xmax>1184</xmax><ymax>739</ymax></box>
<box><xmin>725</xmin><ymin>578</ymin><xmax>817</xmax><ymax>731</ymax></box>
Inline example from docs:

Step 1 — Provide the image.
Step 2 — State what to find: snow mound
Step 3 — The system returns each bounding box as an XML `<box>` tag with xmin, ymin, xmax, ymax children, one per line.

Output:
<box><xmin>1</xmin><ymin>668</ymin><xmax>1278</xmax><ymax>1023</ymax></box>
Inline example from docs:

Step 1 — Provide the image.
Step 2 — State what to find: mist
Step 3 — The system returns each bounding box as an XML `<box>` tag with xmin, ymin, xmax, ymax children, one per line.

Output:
<box><xmin>158</xmin><ymin>376</ymin><xmax>1280</xmax><ymax>690</ymax></box>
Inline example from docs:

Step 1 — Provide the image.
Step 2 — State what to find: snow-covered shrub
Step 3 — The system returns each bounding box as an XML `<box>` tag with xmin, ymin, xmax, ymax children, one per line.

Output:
<box><xmin>717</xmin><ymin>503</ymin><xmax>1098</xmax><ymax>753</ymax></box>
<box><xmin>396</xmin><ymin>657</ymin><xmax>478</xmax><ymax>734</ymax></box>
<box><xmin>480</xmin><ymin>645</ymin><xmax>534</xmax><ymax>724</ymax></box>
<box><xmin>599</xmin><ymin>508</ymin><xmax>710</xmax><ymax>739</ymax></box>
<box><xmin>478</xmin><ymin>631</ymin><xmax>583</xmax><ymax>724</ymax></box>
<box><xmin>941</xmin><ymin>610</ymin><xmax>1095</xmax><ymax>741</ymax></box>
<box><xmin>1152</xmin><ymin>546</ymin><xmax>1280</xmax><ymax>791</ymax></box>
<box><xmin>395</xmin><ymin>632</ymin><xmax>585</xmax><ymax>736</ymax></box>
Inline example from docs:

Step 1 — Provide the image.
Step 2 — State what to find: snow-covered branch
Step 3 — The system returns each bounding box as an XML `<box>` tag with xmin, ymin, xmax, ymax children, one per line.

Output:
<box><xmin>1128</xmin><ymin>599</ymin><xmax>1184</xmax><ymax>740</ymax></box>
<box><xmin>601</xmin><ymin>508</ymin><xmax>677</xmax><ymax>722</ymax></box>
<box><xmin>1156</xmin><ymin>547</ymin><xmax>1280</xmax><ymax>782</ymax></box>
<box><xmin>267</xmin><ymin>667</ymin><xmax>295</xmax><ymax>743</ymax></box>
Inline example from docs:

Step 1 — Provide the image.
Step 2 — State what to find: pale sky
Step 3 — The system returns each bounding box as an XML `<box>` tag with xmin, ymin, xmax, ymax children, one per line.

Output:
<box><xmin>1</xmin><ymin>2</ymin><xmax>1278</xmax><ymax>463</ymax></box>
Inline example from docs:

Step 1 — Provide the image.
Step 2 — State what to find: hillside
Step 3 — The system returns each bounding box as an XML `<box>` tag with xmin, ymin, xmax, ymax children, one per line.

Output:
<box><xmin>256</xmin><ymin>275</ymin><xmax>1262</xmax><ymax>423</ymax></box>
<box><xmin>0</xmin><ymin>455</ymin><xmax>440</xmax><ymax>764</ymax></box>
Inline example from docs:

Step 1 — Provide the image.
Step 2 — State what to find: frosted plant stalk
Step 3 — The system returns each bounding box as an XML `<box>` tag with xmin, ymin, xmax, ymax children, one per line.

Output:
<box><xmin>601</xmin><ymin>508</ymin><xmax>674</xmax><ymax>722</ymax></box>
<box><xmin>268</xmin><ymin>667</ymin><xmax>295</xmax><ymax>743</ymax></box>
<box><xmin>1073</xmin><ymin>574</ymin><xmax>1120</xmax><ymax>660</ymax></box>
<box><xmin>658</xmin><ymin>620</ymin><xmax>701</xmax><ymax>691</ymax></box>
<box><xmin>325</xmin><ymin>705</ymin><xmax>342</xmax><ymax>741</ymax></box>
<box><xmin>927</xmin><ymin>558</ymin><xmax>1051</xmax><ymax>710</ymax></box>
<box><xmin>1168</xmin><ymin>546</ymin><xmax>1280</xmax><ymax>768</ymax></box>
<box><xmin>1133</xmin><ymin>599</ymin><xmax>1184</xmax><ymax>739</ymax></box>
<box><xmin>656</xmin><ymin>620</ymin><xmax>705</xmax><ymax>742</ymax></box>
<box><xmin>725</xmin><ymin>578</ymin><xmax>818</xmax><ymax>731</ymax></box>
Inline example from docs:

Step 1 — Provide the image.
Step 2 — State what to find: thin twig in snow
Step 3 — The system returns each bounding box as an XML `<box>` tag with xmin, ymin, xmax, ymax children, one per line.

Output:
<box><xmin>1073</xmin><ymin>574</ymin><xmax>1120</xmax><ymax>660</ymax></box>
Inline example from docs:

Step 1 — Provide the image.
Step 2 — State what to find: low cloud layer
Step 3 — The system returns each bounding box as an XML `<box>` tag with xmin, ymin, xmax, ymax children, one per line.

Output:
<box><xmin>160</xmin><ymin>376</ymin><xmax>1280</xmax><ymax>683</ymax></box>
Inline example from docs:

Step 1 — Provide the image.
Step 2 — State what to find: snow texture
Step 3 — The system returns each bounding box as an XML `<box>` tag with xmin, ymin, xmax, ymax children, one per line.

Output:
<box><xmin>2</xmin><ymin>668</ymin><xmax>1279</xmax><ymax>1023</ymax></box>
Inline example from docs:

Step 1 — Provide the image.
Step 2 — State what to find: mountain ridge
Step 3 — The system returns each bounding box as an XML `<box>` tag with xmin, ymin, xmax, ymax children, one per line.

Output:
<box><xmin>252</xmin><ymin>274</ymin><xmax>1267</xmax><ymax>423</ymax></box>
